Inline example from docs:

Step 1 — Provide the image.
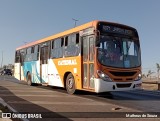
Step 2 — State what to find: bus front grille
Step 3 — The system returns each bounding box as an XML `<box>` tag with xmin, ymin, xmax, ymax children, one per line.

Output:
<box><xmin>109</xmin><ymin>71</ymin><xmax>136</xmax><ymax>76</ymax></box>
<box><xmin>116</xmin><ymin>83</ymin><xmax>132</xmax><ymax>88</ymax></box>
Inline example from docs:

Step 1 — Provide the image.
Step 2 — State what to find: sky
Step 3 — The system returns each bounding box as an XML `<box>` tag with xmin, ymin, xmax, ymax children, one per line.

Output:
<box><xmin>0</xmin><ymin>0</ymin><xmax>160</xmax><ymax>74</ymax></box>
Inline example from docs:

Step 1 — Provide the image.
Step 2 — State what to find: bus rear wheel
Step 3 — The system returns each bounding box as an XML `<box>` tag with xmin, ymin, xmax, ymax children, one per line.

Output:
<box><xmin>66</xmin><ymin>73</ymin><xmax>76</xmax><ymax>94</ymax></box>
<box><xmin>27</xmin><ymin>73</ymin><xmax>32</xmax><ymax>86</ymax></box>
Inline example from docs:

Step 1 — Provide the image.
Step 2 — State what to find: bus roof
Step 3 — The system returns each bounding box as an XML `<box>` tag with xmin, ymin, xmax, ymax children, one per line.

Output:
<box><xmin>16</xmin><ymin>20</ymin><xmax>136</xmax><ymax>50</ymax></box>
<box><xmin>16</xmin><ymin>20</ymin><xmax>100</xmax><ymax>50</ymax></box>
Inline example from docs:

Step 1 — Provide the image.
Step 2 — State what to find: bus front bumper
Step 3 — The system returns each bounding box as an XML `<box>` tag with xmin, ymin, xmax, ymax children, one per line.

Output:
<box><xmin>94</xmin><ymin>78</ymin><xmax>142</xmax><ymax>93</ymax></box>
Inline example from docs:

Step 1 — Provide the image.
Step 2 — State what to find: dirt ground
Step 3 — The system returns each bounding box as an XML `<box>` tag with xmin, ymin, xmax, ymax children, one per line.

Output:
<box><xmin>142</xmin><ymin>78</ymin><xmax>159</xmax><ymax>90</ymax></box>
<box><xmin>142</xmin><ymin>83</ymin><xmax>158</xmax><ymax>90</ymax></box>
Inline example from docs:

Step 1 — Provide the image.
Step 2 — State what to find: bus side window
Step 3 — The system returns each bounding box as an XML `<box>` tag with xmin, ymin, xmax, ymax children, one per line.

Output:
<box><xmin>64</xmin><ymin>33</ymin><xmax>79</xmax><ymax>57</ymax></box>
<box><xmin>35</xmin><ymin>45</ymin><xmax>40</xmax><ymax>60</ymax></box>
<box><xmin>61</xmin><ymin>38</ymin><xmax>64</xmax><ymax>47</ymax></box>
<box><xmin>25</xmin><ymin>47</ymin><xmax>31</xmax><ymax>61</ymax></box>
<box><xmin>51</xmin><ymin>40</ymin><xmax>55</xmax><ymax>58</ymax></box>
<box><xmin>52</xmin><ymin>40</ymin><xmax>54</xmax><ymax>49</ymax></box>
<box><xmin>15</xmin><ymin>51</ymin><xmax>20</xmax><ymax>63</ymax></box>
<box><xmin>76</xmin><ymin>33</ymin><xmax>79</xmax><ymax>44</ymax></box>
<box><xmin>65</xmin><ymin>36</ymin><xmax>68</xmax><ymax>46</ymax></box>
<box><xmin>76</xmin><ymin>33</ymin><xmax>80</xmax><ymax>55</ymax></box>
<box><xmin>31</xmin><ymin>46</ymin><xmax>35</xmax><ymax>61</ymax></box>
<box><xmin>27</xmin><ymin>47</ymin><xmax>31</xmax><ymax>54</ymax></box>
<box><xmin>51</xmin><ymin>38</ymin><xmax>63</xmax><ymax>58</ymax></box>
<box><xmin>20</xmin><ymin>49</ymin><xmax>26</xmax><ymax>66</ymax></box>
<box><xmin>60</xmin><ymin>38</ymin><xmax>64</xmax><ymax>58</ymax></box>
<box><xmin>31</xmin><ymin>46</ymin><xmax>34</xmax><ymax>53</ymax></box>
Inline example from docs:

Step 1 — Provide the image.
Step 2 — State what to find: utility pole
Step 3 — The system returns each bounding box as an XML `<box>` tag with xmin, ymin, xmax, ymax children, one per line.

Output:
<box><xmin>72</xmin><ymin>18</ymin><xmax>78</xmax><ymax>27</ymax></box>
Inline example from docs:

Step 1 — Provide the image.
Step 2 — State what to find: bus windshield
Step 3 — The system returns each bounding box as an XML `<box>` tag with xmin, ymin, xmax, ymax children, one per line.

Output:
<box><xmin>97</xmin><ymin>36</ymin><xmax>141</xmax><ymax>68</ymax></box>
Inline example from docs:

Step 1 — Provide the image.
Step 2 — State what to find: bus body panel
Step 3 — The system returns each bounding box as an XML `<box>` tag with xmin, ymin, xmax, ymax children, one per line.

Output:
<box><xmin>23</xmin><ymin>61</ymin><xmax>41</xmax><ymax>83</ymax></box>
<box><xmin>51</xmin><ymin>56</ymin><xmax>82</xmax><ymax>89</ymax></box>
<box><xmin>48</xmin><ymin>59</ymin><xmax>63</xmax><ymax>87</ymax></box>
<box><xmin>14</xmin><ymin>63</ymin><xmax>21</xmax><ymax>80</ymax></box>
<box><xmin>41</xmin><ymin>64</ymin><xmax>48</xmax><ymax>83</ymax></box>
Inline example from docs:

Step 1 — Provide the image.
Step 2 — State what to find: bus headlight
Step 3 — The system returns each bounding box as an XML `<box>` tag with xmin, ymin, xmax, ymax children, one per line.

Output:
<box><xmin>97</xmin><ymin>70</ymin><xmax>112</xmax><ymax>82</ymax></box>
<box><xmin>134</xmin><ymin>73</ymin><xmax>142</xmax><ymax>81</ymax></box>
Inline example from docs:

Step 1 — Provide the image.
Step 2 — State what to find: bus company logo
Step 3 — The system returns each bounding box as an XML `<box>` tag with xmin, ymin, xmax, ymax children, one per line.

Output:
<box><xmin>2</xmin><ymin>113</ymin><xmax>11</xmax><ymax>118</ymax></box>
<box><xmin>58</xmin><ymin>59</ymin><xmax>77</xmax><ymax>65</ymax></box>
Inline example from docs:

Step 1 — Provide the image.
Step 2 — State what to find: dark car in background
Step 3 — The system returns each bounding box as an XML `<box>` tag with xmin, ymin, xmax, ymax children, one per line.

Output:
<box><xmin>2</xmin><ymin>69</ymin><xmax>12</xmax><ymax>76</ymax></box>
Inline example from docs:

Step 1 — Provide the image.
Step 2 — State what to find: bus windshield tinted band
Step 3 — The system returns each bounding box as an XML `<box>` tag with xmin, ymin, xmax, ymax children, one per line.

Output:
<box><xmin>98</xmin><ymin>23</ymin><xmax>138</xmax><ymax>37</ymax></box>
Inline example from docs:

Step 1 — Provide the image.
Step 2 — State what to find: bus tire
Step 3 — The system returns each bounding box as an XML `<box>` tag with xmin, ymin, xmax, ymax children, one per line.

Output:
<box><xmin>66</xmin><ymin>73</ymin><xmax>76</xmax><ymax>94</ymax></box>
<box><xmin>27</xmin><ymin>73</ymin><xmax>32</xmax><ymax>86</ymax></box>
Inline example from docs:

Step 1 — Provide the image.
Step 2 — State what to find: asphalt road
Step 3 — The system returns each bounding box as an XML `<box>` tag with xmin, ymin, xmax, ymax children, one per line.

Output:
<box><xmin>0</xmin><ymin>76</ymin><xmax>160</xmax><ymax>121</ymax></box>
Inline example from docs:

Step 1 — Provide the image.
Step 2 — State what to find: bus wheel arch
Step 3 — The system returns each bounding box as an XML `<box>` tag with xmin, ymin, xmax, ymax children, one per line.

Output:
<box><xmin>64</xmin><ymin>72</ymin><xmax>76</xmax><ymax>94</ymax></box>
<box><xmin>26</xmin><ymin>71</ymin><xmax>32</xmax><ymax>86</ymax></box>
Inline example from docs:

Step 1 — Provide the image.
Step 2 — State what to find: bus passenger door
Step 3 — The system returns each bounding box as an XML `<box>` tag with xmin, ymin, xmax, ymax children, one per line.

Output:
<box><xmin>20</xmin><ymin>53</ymin><xmax>25</xmax><ymax>80</ymax></box>
<box><xmin>14</xmin><ymin>51</ymin><xmax>21</xmax><ymax>80</ymax></box>
<box><xmin>14</xmin><ymin>62</ymin><xmax>21</xmax><ymax>80</ymax></box>
<box><xmin>40</xmin><ymin>46</ymin><xmax>49</xmax><ymax>84</ymax></box>
<box><xmin>82</xmin><ymin>36</ymin><xmax>95</xmax><ymax>89</ymax></box>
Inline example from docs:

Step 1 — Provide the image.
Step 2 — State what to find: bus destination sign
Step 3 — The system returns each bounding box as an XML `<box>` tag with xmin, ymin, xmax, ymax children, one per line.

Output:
<box><xmin>102</xmin><ymin>25</ymin><xmax>133</xmax><ymax>36</ymax></box>
<box><xmin>98</xmin><ymin>23</ymin><xmax>136</xmax><ymax>37</ymax></box>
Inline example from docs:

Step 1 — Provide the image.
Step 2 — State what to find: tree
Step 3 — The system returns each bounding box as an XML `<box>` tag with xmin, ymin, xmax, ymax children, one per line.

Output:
<box><xmin>156</xmin><ymin>63</ymin><xmax>160</xmax><ymax>80</ymax></box>
<box><xmin>142</xmin><ymin>74</ymin><xmax>146</xmax><ymax>78</ymax></box>
<box><xmin>147</xmin><ymin>70</ymin><xmax>154</xmax><ymax>80</ymax></box>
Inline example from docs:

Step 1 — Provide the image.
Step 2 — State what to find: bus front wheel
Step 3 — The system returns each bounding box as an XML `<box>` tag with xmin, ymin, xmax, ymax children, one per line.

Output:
<box><xmin>66</xmin><ymin>73</ymin><xmax>76</xmax><ymax>94</ymax></box>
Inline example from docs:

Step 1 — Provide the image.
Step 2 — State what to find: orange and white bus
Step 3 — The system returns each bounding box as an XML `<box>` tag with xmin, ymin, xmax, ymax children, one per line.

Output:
<box><xmin>14</xmin><ymin>20</ymin><xmax>142</xmax><ymax>94</ymax></box>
